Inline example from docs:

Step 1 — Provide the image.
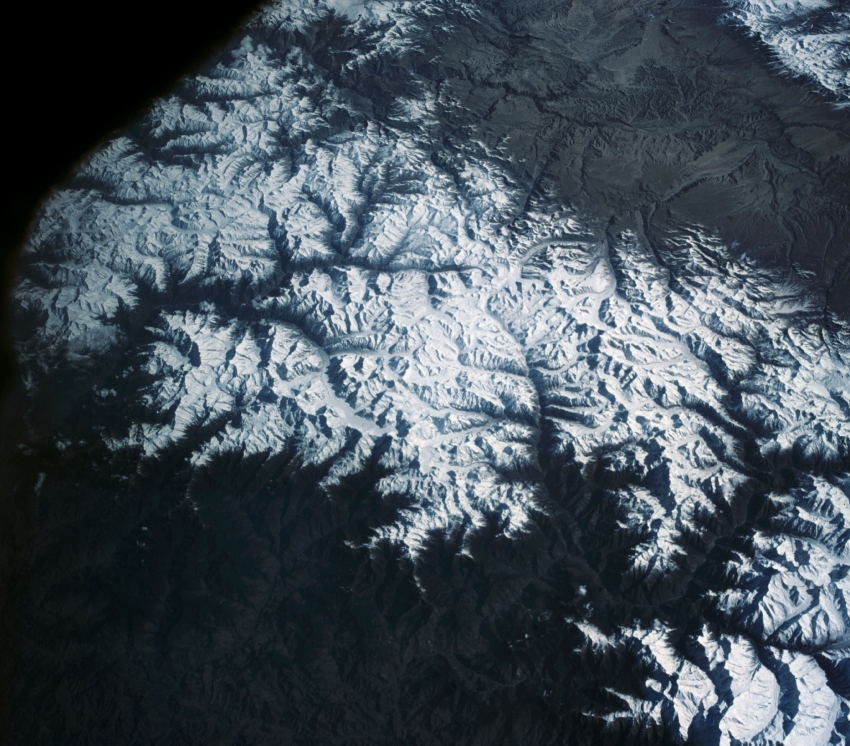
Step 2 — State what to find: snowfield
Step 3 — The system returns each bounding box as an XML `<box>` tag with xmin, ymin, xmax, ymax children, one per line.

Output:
<box><xmin>724</xmin><ymin>0</ymin><xmax>850</xmax><ymax>105</ymax></box>
<box><xmin>9</xmin><ymin>1</ymin><xmax>850</xmax><ymax>744</ymax></box>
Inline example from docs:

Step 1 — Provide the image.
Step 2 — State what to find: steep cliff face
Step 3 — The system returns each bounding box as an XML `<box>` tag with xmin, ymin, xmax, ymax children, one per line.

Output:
<box><xmin>5</xmin><ymin>2</ymin><xmax>850</xmax><ymax>744</ymax></box>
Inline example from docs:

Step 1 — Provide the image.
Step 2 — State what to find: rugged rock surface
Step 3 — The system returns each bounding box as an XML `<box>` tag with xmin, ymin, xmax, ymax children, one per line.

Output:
<box><xmin>725</xmin><ymin>0</ymin><xmax>850</xmax><ymax>105</ymax></box>
<box><xmin>4</xmin><ymin>1</ymin><xmax>850</xmax><ymax>744</ymax></box>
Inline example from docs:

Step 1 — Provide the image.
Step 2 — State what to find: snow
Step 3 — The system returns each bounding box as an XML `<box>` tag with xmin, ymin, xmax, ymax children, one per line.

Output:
<box><xmin>11</xmin><ymin>0</ymin><xmax>850</xmax><ymax>742</ymax></box>
<box><xmin>724</xmin><ymin>0</ymin><xmax>850</xmax><ymax>104</ymax></box>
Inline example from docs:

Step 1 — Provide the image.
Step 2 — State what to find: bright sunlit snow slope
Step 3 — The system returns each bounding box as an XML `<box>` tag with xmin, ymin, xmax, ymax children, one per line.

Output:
<box><xmin>724</xmin><ymin>0</ymin><xmax>850</xmax><ymax>105</ymax></box>
<box><xmin>8</xmin><ymin>1</ymin><xmax>850</xmax><ymax>745</ymax></box>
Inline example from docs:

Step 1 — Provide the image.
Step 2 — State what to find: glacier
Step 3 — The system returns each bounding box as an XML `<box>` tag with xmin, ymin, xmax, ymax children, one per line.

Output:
<box><xmin>6</xmin><ymin>1</ymin><xmax>850</xmax><ymax>744</ymax></box>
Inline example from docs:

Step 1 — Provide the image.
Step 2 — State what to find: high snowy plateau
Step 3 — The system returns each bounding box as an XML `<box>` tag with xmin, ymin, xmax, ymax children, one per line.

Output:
<box><xmin>4</xmin><ymin>1</ymin><xmax>850</xmax><ymax>744</ymax></box>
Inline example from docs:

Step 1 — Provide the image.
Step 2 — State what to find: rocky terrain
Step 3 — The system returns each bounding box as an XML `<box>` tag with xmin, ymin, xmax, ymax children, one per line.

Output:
<box><xmin>4</xmin><ymin>1</ymin><xmax>850</xmax><ymax>744</ymax></box>
<box><xmin>725</xmin><ymin>0</ymin><xmax>849</xmax><ymax>105</ymax></box>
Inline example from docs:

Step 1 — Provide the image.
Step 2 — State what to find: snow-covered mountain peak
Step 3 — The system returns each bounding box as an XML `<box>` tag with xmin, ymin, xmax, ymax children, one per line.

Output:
<box><xmin>8</xmin><ymin>1</ymin><xmax>850</xmax><ymax>743</ymax></box>
<box><xmin>724</xmin><ymin>0</ymin><xmax>850</xmax><ymax>105</ymax></box>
